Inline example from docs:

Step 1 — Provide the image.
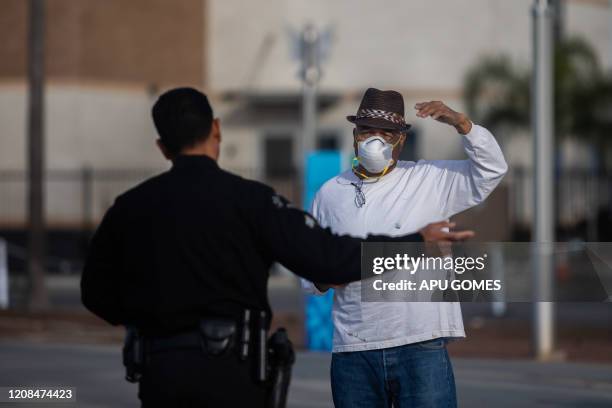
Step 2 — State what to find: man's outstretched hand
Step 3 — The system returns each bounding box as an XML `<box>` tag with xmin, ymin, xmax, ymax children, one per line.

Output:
<box><xmin>419</xmin><ymin>221</ymin><xmax>475</xmax><ymax>242</ymax></box>
<box><xmin>414</xmin><ymin>101</ymin><xmax>472</xmax><ymax>135</ymax></box>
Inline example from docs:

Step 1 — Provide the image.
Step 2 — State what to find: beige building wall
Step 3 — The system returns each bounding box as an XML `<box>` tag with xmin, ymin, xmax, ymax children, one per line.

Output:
<box><xmin>0</xmin><ymin>0</ymin><xmax>205</xmax><ymax>85</ymax></box>
<box><xmin>0</xmin><ymin>0</ymin><xmax>206</xmax><ymax>225</ymax></box>
<box><xmin>209</xmin><ymin>0</ymin><xmax>611</xmax><ymax>92</ymax></box>
<box><xmin>209</xmin><ymin>0</ymin><xmax>612</xmax><ymax>161</ymax></box>
<box><xmin>0</xmin><ymin>0</ymin><xmax>611</xmax><ymax>225</ymax></box>
<box><xmin>0</xmin><ymin>0</ymin><xmax>206</xmax><ymax>171</ymax></box>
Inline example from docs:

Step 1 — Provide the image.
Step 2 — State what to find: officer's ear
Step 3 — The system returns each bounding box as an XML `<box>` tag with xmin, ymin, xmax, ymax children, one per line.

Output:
<box><xmin>210</xmin><ymin>118</ymin><xmax>221</xmax><ymax>143</ymax></box>
<box><xmin>209</xmin><ymin>118</ymin><xmax>222</xmax><ymax>161</ymax></box>
<box><xmin>156</xmin><ymin>139</ymin><xmax>173</xmax><ymax>161</ymax></box>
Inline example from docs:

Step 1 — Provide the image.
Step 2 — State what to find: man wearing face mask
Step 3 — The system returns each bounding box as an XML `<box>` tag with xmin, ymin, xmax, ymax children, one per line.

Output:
<box><xmin>302</xmin><ymin>88</ymin><xmax>508</xmax><ymax>408</ymax></box>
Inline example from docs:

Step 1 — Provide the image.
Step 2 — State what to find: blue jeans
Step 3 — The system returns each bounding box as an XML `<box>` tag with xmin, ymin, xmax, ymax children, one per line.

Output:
<box><xmin>330</xmin><ymin>338</ymin><xmax>457</xmax><ymax>408</ymax></box>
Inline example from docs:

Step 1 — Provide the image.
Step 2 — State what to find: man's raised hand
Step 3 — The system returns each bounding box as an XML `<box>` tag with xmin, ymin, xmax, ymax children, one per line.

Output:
<box><xmin>414</xmin><ymin>101</ymin><xmax>472</xmax><ymax>135</ymax></box>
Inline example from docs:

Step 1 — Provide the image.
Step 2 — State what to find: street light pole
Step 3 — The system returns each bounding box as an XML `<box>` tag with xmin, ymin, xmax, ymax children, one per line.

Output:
<box><xmin>609</xmin><ymin>0</ymin><xmax>612</xmax><ymax>69</ymax></box>
<box><xmin>299</xmin><ymin>24</ymin><xmax>322</xmax><ymax>170</ymax></box>
<box><xmin>532</xmin><ymin>0</ymin><xmax>555</xmax><ymax>360</ymax></box>
<box><xmin>27</xmin><ymin>0</ymin><xmax>48</xmax><ymax>309</ymax></box>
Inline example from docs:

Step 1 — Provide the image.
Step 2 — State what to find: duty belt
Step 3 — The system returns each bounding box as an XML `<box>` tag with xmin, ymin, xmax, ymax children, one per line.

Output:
<box><xmin>122</xmin><ymin>310</ymin><xmax>294</xmax><ymax>408</ymax></box>
<box><xmin>146</xmin><ymin>318</ymin><xmax>237</xmax><ymax>356</ymax></box>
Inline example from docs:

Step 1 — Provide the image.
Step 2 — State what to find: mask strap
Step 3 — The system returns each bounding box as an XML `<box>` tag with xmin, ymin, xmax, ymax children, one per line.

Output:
<box><xmin>351</xmin><ymin>157</ymin><xmax>394</xmax><ymax>181</ymax></box>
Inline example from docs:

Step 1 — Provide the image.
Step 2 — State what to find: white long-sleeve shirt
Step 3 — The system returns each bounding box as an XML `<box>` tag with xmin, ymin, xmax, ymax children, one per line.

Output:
<box><xmin>302</xmin><ymin>124</ymin><xmax>508</xmax><ymax>352</ymax></box>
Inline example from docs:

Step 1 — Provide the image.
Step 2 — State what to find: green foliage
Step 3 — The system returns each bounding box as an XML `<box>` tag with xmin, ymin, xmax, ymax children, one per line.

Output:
<box><xmin>464</xmin><ymin>37</ymin><xmax>612</xmax><ymax>144</ymax></box>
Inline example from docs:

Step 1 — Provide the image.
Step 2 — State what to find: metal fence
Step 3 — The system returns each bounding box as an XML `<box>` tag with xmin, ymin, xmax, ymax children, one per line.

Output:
<box><xmin>0</xmin><ymin>167</ymin><xmax>303</xmax><ymax>228</ymax></box>
<box><xmin>507</xmin><ymin>168</ymin><xmax>612</xmax><ymax>240</ymax></box>
<box><xmin>0</xmin><ymin>165</ymin><xmax>610</xmax><ymax>236</ymax></box>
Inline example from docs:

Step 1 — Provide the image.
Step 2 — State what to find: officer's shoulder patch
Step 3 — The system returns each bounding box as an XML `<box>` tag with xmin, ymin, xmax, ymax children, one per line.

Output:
<box><xmin>271</xmin><ymin>194</ymin><xmax>285</xmax><ymax>209</ymax></box>
<box><xmin>304</xmin><ymin>213</ymin><xmax>316</xmax><ymax>228</ymax></box>
<box><xmin>271</xmin><ymin>193</ymin><xmax>297</xmax><ymax>210</ymax></box>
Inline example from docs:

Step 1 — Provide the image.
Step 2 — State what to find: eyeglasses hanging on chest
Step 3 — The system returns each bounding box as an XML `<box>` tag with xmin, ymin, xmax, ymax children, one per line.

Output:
<box><xmin>351</xmin><ymin>179</ymin><xmax>366</xmax><ymax>208</ymax></box>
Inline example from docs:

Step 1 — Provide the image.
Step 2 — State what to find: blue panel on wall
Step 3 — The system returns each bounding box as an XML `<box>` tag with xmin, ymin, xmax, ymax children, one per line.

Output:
<box><xmin>303</xmin><ymin>151</ymin><xmax>342</xmax><ymax>210</ymax></box>
<box><xmin>305</xmin><ymin>289</ymin><xmax>335</xmax><ymax>351</ymax></box>
<box><xmin>303</xmin><ymin>150</ymin><xmax>341</xmax><ymax>351</ymax></box>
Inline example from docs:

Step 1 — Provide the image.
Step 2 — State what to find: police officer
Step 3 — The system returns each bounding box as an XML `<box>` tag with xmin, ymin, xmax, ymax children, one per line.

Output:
<box><xmin>81</xmin><ymin>87</ymin><xmax>472</xmax><ymax>407</ymax></box>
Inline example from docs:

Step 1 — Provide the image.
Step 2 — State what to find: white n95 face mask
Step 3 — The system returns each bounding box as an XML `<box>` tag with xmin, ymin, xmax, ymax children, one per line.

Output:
<box><xmin>356</xmin><ymin>136</ymin><xmax>396</xmax><ymax>174</ymax></box>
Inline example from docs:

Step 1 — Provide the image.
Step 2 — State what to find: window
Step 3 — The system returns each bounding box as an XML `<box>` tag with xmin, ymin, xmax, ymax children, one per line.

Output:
<box><xmin>317</xmin><ymin>131</ymin><xmax>340</xmax><ymax>151</ymax></box>
<box><xmin>399</xmin><ymin>128</ymin><xmax>419</xmax><ymax>162</ymax></box>
<box><xmin>264</xmin><ymin>136</ymin><xmax>295</xmax><ymax>178</ymax></box>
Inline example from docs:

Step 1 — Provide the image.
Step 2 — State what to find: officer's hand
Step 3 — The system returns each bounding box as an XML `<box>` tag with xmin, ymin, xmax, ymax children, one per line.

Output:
<box><xmin>419</xmin><ymin>221</ymin><xmax>475</xmax><ymax>242</ymax></box>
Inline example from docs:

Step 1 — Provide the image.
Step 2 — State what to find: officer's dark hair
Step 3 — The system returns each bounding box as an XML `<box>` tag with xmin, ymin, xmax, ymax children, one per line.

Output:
<box><xmin>152</xmin><ymin>87</ymin><xmax>214</xmax><ymax>156</ymax></box>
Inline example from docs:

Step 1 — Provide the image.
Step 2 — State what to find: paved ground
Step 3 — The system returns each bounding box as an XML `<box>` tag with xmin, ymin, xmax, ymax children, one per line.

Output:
<box><xmin>1</xmin><ymin>340</ymin><xmax>612</xmax><ymax>407</ymax></box>
<box><xmin>11</xmin><ymin>275</ymin><xmax>612</xmax><ymax>326</ymax></box>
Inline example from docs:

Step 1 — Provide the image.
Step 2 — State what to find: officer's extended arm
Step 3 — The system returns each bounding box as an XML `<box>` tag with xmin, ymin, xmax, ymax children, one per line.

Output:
<box><xmin>252</xmin><ymin>188</ymin><xmax>421</xmax><ymax>285</ymax></box>
<box><xmin>81</xmin><ymin>204</ymin><xmax>124</xmax><ymax>325</ymax></box>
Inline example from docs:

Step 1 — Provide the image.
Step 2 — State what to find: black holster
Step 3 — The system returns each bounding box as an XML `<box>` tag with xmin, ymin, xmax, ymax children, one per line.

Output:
<box><xmin>123</xmin><ymin>326</ymin><xmax>144</xmax><ymax>383</ymax></box>
<box><xmin>266</xmin><ymin>328</ymin><xmax>295</xmax><ymax>408</ymax></box>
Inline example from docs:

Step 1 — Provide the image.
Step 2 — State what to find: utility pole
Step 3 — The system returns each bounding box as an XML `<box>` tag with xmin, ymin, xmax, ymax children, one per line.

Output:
<box><xmin>532</xmin><ymin>0</ymin><xmax>555</xmax><ymax>360</ymax></box>
<box><xmin>0</xmin><ymin>239</ymin><xmax>8</xmax><ymax>309</ymax></box>
<box><xmin>27</xmin><ymin>0</ymin><xmax>48</xmax><ymax>310</ymax></box>
<box><xmin>609</xmin><ymin>0</ymin><xmax>612</xmax><ymax>69</ymax></box>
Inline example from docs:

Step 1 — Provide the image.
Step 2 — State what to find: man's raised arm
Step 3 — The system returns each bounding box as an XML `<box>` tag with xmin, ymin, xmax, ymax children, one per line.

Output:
<box><xmin>414</xmin><ymin>101</ymin><xmax>508</xmax><ymax>217</ymax></box>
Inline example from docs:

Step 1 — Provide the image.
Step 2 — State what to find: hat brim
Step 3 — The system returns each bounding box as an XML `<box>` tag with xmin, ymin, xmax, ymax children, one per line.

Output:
<box><xmin>347</xmin><ymin>115</ymin><xmax>411</xmax><ymax>132</ymax></box>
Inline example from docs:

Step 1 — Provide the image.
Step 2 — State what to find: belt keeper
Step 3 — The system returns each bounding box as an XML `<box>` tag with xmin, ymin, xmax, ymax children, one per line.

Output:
<box><xmin>257</xmin><ymin>311</ymin><xmax>268</xmax><ymax>382</ymax></box>
<box><xmin>240</xmin><ymin>309</ymin><xmax>251</xmax><ymax>360</ymax></box>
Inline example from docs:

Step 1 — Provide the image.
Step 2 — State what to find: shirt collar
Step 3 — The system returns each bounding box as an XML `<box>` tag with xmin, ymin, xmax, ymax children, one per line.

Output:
<box><xmin>349</xmin><ymin>165</ymin><xmax>400</xmax><ymax>185</ymax></box>
<box><xmin>171</xmin><ymin>154</ymin><xmax>219</xmax><ymax>172</ymax></box>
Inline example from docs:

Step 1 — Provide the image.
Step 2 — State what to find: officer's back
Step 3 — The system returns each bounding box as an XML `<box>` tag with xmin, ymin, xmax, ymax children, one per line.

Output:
<box><xmin>83</xmin><ymin>153</ymin><xmax>285</xmax><ymax>334</ymax></box>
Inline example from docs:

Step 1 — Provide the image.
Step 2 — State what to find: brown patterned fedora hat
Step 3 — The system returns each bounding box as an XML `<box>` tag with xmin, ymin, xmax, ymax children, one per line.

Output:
<box><xmin>347</xmin><ymin>88</ymin><xmax>411</xmax><ymax>132</ymax></box>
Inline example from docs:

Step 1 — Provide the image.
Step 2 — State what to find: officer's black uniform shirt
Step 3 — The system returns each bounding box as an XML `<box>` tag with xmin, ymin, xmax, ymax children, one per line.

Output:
<box><xmin>81</xmin><ymin>155</ymin><xmax>421</xmax><ymax>335</ymax></box>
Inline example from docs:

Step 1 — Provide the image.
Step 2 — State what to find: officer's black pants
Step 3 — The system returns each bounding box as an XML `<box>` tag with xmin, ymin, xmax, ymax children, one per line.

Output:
<box><xmin>139</xmin><ymin>347</ymin><xmax>266</xmax><ymax>407</ymax></box>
